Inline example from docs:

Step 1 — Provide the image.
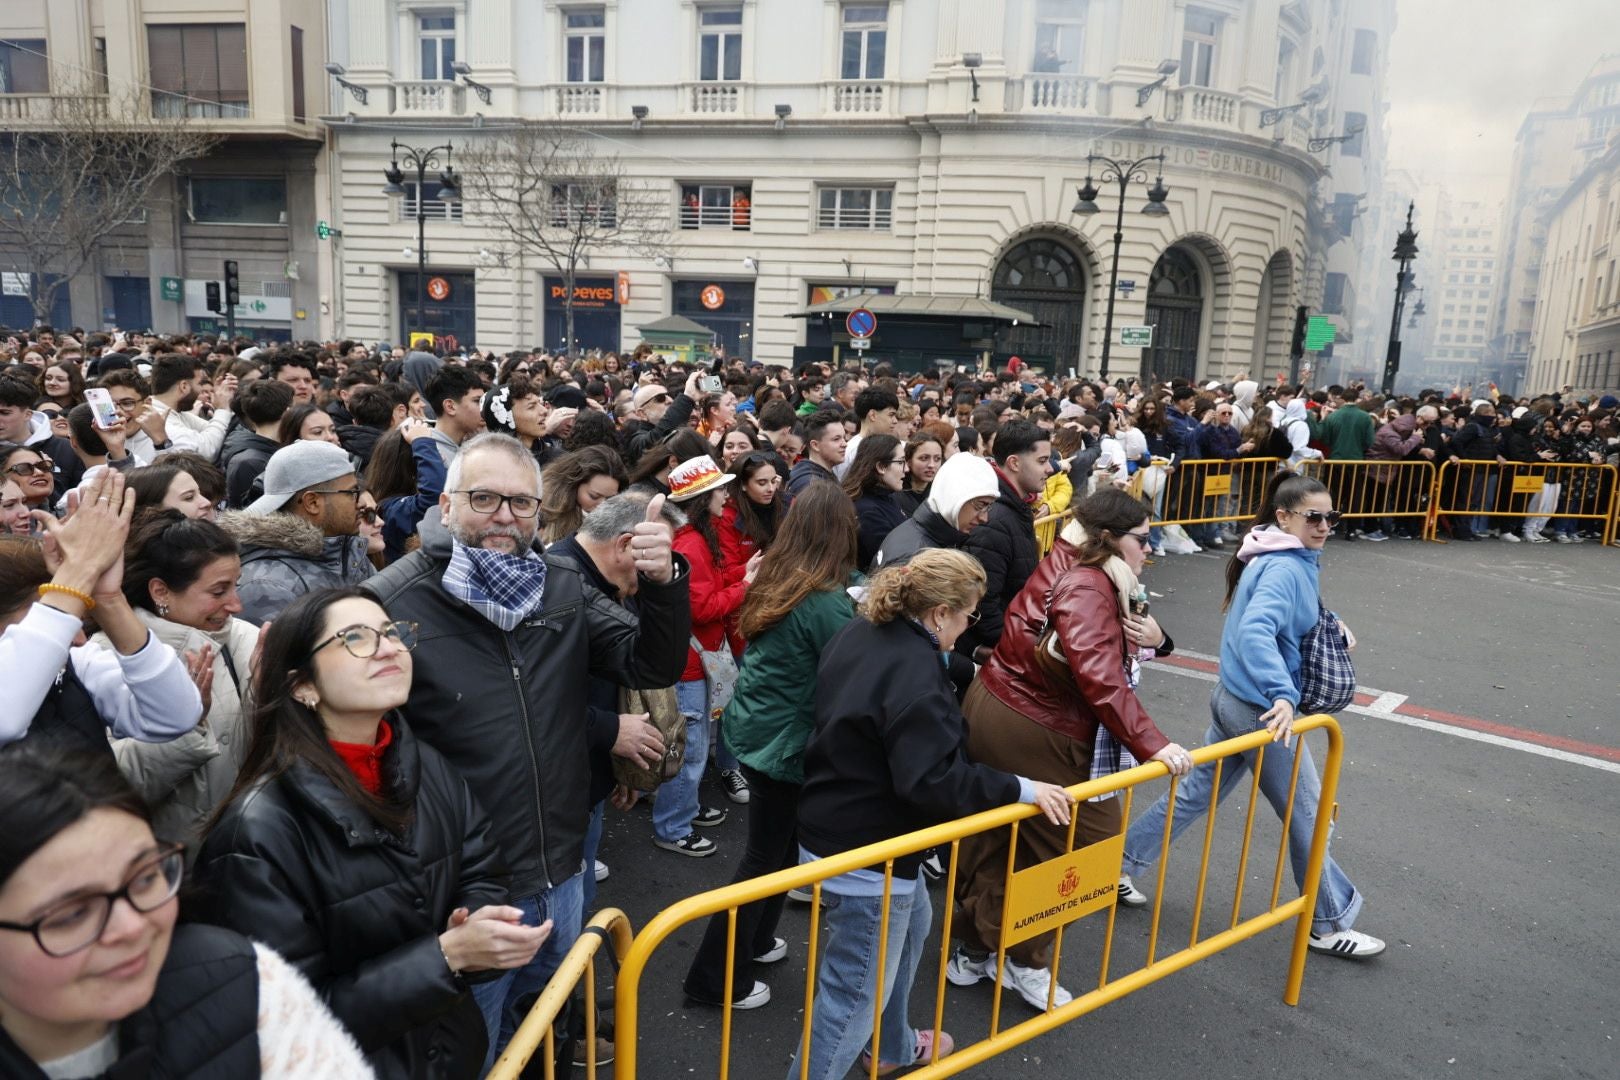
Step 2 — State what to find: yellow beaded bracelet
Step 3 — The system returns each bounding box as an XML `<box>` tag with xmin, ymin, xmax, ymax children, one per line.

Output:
<box><xmin>38</xmin><ymin>584</ymin><xmax>96</xmax><ymax>611</ymax></box>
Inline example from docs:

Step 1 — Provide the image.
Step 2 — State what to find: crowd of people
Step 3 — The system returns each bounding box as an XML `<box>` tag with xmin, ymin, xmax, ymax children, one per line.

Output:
<box><xmin>0</xmin><ymin>321</ymin><xmax>1616</xmax><ymax>1079</ymax></box>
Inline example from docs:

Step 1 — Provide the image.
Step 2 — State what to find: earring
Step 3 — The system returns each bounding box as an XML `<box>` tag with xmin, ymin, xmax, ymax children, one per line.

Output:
<box><xmin>157</xmin><ymin>603</ymin><xmax>169</xmax><ymax>617</ymax></box>
<box><xmin>297</xmin><ymin>695</ymin><xmax>318</xmax><ymax>710</ymax></box>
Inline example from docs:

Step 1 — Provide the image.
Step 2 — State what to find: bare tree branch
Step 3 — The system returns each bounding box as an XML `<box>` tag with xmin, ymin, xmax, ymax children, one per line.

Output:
<box><xmin>459</xmin><ymin>121</ymin><xmax>675</xmax><ymax>354</ymax></box>
<box><xmin>0</xmin><ymin>76</ymin><xmax>221</xmax><ymax>325</ymax></box>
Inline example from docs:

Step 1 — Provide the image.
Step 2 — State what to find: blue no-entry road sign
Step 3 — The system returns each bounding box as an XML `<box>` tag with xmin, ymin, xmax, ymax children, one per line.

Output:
<box><xmin>846</xmin><ymin>307</ymin><xmax>877</xmax><ymax>339</ymax></box>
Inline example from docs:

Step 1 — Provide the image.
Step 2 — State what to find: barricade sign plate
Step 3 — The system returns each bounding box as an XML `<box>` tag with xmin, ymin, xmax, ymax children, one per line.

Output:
<box><xmin>1002</xmin><ymin>834</ymin><xmax>1125</xmax><ymax>947</ymax></box>
<box><xmin>1512</xmin><ymin>475</ymin><xmax>1545</xmax><ymax>494</ymax></box>
<box><xmin>1203</xmin><ymin>474</ymin><xmax>1233</xmax><ymax>497</ymax></box>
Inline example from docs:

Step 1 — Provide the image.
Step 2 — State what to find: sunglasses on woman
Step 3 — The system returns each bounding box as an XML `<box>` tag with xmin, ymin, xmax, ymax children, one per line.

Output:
<box><xmin>5</xmin><ymin>460</ymin><xmax>49</xmax><ymax>478</ymax></box>
<box><xmin>1286</xmin><ymin>509</ymin><xmax>1343</xmax><ymax>527</ymax></box>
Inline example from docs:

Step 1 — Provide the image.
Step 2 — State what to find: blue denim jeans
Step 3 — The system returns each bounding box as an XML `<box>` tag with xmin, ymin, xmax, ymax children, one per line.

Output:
<box><xmin>1122</xmin><ymin>684</ymin><xmax>1362</xmax><ymax>934</ymax></box>
<box><xmin>1465</xmin><ymin>472</ymin><xmax>1498</xmax><ymax>537</ymax></box>
<box><xmin>652</xmin><ymin>678</ymin><xmax>709</xmax><ymax>842</ymax></box>
<box><xmin>471</xmin><ymin>872</ymin><xmax>585</xmax><ymax>1071</ymax></box>
<box><xmin>785</xmin><ymin>876</ymin><xmax>932</xmax><ymax>1080</ymax></box>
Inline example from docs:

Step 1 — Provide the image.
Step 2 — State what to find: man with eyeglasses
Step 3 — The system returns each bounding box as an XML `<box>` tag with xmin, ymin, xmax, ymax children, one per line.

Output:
<box><xmin>220</xmin><ymin>441</ymin><xmax>374</xmax><ymax>625</ymax></box>
<box><xmin>366</xmin><ymin>432</ymin><xmax>690</xmax><ymax>1070</ymax></box>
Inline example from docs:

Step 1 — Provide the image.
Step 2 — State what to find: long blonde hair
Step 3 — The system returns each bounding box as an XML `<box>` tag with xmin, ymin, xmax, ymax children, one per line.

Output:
<box><xmin>861</xmin><ymin>548</ymin><xmax>985</xmax><ymax>625</ymax></box>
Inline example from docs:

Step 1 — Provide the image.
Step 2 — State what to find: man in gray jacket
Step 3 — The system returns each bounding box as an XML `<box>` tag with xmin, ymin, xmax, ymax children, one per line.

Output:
<box><xmin>220</xmin><ymin>441</ymin><xmax>373</xmax><ymax>624</ymax></box>
<box><xmin>365</xmin><ymin>432</ymin><xmax>690</xmax><ymax>1068</ymax></box>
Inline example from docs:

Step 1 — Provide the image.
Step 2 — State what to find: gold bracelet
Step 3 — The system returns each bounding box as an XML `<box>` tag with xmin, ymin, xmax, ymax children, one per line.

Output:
<box><xmin>38</xmin><ymin>584</ymin><xmax>96</xmax><ymax>611</ymax></box>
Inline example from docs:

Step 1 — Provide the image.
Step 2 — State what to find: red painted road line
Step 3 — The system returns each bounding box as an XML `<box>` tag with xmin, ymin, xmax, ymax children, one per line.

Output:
<box><xmin>1156</xmin><ymin>653</ymin><xmax>1620</xmax><ymax>763</ymax></box>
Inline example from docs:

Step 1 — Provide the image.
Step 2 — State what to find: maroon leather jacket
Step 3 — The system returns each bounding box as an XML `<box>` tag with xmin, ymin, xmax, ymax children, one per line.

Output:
<box><xmin>974</xmin><ymin>539</ymin><xmax>1172</xmax><ymax>761</ymax></box>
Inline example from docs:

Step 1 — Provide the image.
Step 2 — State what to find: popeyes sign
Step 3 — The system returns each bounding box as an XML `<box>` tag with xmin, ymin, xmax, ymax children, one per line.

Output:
<box><xmin>545</xmin><ymin>278</ymin><xmax>621</xmax><ymax>309</ymax></box>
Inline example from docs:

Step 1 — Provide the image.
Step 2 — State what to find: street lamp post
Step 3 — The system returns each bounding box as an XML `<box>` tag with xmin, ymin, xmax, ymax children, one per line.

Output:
<box><xmin>1072</xmin><ymin>152</ymin><xmax>1170</xmax><ymax>384</ymax></box>
<box><xmin>381</xmin><ymin>140</ymin><xmax>460</xmax><ymax>341</ymax></box>
<box><xmin>1380</xmin><ymin>201</ymin><xmax>1420</xmax><ymax>396</ymax></box>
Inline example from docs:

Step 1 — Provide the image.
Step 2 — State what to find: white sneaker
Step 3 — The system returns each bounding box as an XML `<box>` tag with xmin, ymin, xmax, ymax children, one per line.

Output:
<box><xmin>594</xmin><ymin>859</ymin><xmax>609</xmax><ymax>882</ymax></box>
<box><xmin>1116</xmin><ymin>874</ymin><xmax>1150</xmax><ymax>908</ymax></box>
<box><xmin>944</xmin><ymin>949</ymin><xmax>988</xmax><ymax>986</ymax></box>
<box><xmin>995</xmin><ymin>957</ymin><xmax>1074</xmax><ymax>1011</ymax></box>
<box><xmin>787</xmin><ymin>887</ymin><xmax>814</xmax><ymax>903</ymax></box>
<box><xmin>1525</xmin><ymin>531</ymin><xmax>1551</xmax><ymax>543</ymax></box>
<box><xmin>1500</xmin><ymin>531</ymin><xmax>1521</xmax><ymax>543</ymax></box>
<box><xmin>1308</xmin><ymin>928</ymin><xmax>1387</xmax><ymax>959</ymax></box>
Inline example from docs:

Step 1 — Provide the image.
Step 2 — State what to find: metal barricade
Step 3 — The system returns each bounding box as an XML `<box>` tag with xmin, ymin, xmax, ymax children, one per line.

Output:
<box><xmin>1425</xmin><ymin>460</ymin><xmax>1619</xmax><ymax>544</ymax></box>
<box><xmin>487</xmin><ymin>908</ymin><xmax>635</xmax><ymax>1080</ymax></box>
<box><xmin>1131</xmin><ymin>457</ymin><xmax>1284</xmax><ymax>532</ymax></box>
<box><xmin>1297</xmin><ymin>459</ymin><xmax>1438</xmax><ymax>537</ymax></box>
<box><xmin>1033</xmin><ymin>507</ymin><xmax>1074</xmax><ymax>557</ymax></box>
<box><xmin>610</xmin><ymin>715</ymin><xmax>1345</xmax><ymax>1079</ymax></box>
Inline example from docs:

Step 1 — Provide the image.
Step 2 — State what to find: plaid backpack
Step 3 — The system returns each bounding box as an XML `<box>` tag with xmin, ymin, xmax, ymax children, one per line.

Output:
<box><xmin>1298</xmin><ymin>603</ymin><xmax>1356</xmax><ymax>713</ymax></box>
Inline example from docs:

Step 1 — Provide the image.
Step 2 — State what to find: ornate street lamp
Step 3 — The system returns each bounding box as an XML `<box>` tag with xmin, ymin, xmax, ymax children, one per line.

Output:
<box><xmin>1072</xmin><ymin>152</ymin><xmax>1169</xmax><ymax>384</ymax></box>
<box><xmin>1380</xmin><ymin>202</ymin><xmax>1419</xmax><ymax>395</ymax></box>
<box><xmin>383</xmin><ymin>140</ymin><xmax>460</xmax><ymax>339</ymax></box>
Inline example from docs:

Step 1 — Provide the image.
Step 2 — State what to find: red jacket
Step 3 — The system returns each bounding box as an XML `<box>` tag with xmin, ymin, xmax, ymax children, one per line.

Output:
<box><xmin>716</xmin><ymin>503</ymin><xmax>757</xmax><ymax>586</ymax></box>
<box><xmin>673</xmin><ymin>524</ymin><xmax>746</xmax><ymax>683</ymax></box>
<box><xmin>974</xmin><ymin>540</ymin><xmax>1170</xmax><ymax>761</ymax></box>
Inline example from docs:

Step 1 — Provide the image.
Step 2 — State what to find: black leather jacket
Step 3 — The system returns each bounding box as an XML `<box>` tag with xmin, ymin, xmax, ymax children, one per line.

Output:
<box><xmin>364</xmin><ymin>513</ymin><xmax>691</xmax><ymax>897</ymax></box>
<box><xmin>191</xmin><ymin>714</ymin><xmax>507</xmax><ymax>1080</ymax></box>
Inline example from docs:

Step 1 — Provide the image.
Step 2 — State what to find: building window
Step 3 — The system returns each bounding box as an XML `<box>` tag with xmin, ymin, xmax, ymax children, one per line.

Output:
<box><xmin>93</xmin><ymin>38</ymin><xmax>108</xmax><ymax>93</ymax></box>
<box><xmin>818</xmin><ymin>186</ymin><xmax>893</xmax><ymax>230</ymax></box>
<box><xmin>1179</xmin><ymin>9</ymin><xmax>1218</xmax><ymax>87</ymax></box>
<box><xmin>291</xmin><ymin>26</ymin><xmax>306</xmax><ymax>122</ymax></box>
<box><xmin>566</xmin><ymin>9</ymin><xmax>606</xmax><ymax>83</ymax></box>
<box><xmin>840</xmin><ymin>4</ymin><xmax>888</xmax><ymax>81</ymax></box>
<box><xmin>1350</xmin><ymin>29</ymin><xmax>1376</xmax><ymax>75</ymax></box>
<box><xmin>1330</xmin><ymin>193</ymin><xmax>1358</xmax><ymax>236</ymax></box>
<box><xmin>698</xmin><ymin>7</ymin><xmax>742</xmax><ymax>82</ymax></box>
<box><xmin>549</xmin><ymin>182</ymin><xmax>615</xmax><ymax>227</ymax></box>
<box><xmin>417</xmin><ymin>12</ymin><xmax>456</xmax><ymax>80</ymax></box>
<box><xmin>0</xmin><ymin>39</ymin><xmax>48</xmax><ymax>94</ymax></box>
<box><xmin>1033</xmin><ymin>0</ymin><xmax>1084</xmax><ymax>74</ymax></box>
<box><xmin>1323</xmin><ymin>272</ymin><xmax>1348</xmax><ymax>314</ymax></box>
<box><xmin>188</xmin><ymin>177</ymin><xmax>287</xmax><ymax>225</ymax></box>
<box><xmin>1274</xmin><ymin>39</ymin><xmax>1295</xmax><ymax>103</ymax></box>
<box><xmin>1341</xmin><ymin>111</ymin><xmax>1366</xmax><ymax>156</ymax></box>
<box><xmin>679</xmin><ymin>183</ymin><xmax>750</xmax><ymax>230</ymax></box>
<box><xmin>148</xmin><ymin>25</ymin><xmax>249</xmax><ymax>117</ymax></box>
<box><xmin>401</xmin><ymin>180</ymin><xmax>464</xmax><ymax>222</ymax></box>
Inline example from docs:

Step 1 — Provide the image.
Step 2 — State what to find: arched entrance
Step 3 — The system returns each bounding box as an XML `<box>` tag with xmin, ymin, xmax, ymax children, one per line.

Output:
<box><xmin>991</xmin><ymin>236</ymin><xmax>1087</xmax><ymax>373</ymax></box>
<box><xmin>1143</xmin><ymin>246</ymin><xmax>1204</xmax><ymax>383</ymax></box>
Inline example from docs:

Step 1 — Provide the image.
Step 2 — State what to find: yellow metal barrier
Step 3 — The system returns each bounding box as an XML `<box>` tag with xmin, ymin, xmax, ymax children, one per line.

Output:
<box><xmin>487</xmin><ymin>908</ymin><xmax>635</xmax><ymax>1080</ymax></box>
<box><xmin>1032</xmin><ymin>507</ymin><xmax>1074</xmax><ymax>557</ymax></box>
<box><xmin>1129</xmin><ymin>457</ymin><xmax>1284</xmax><ymax>531</ymax></box>
<box><xmin>1425</xmin><ymin>460</ymin><xmax>1618</xmax><ymax>544</ymax></box>
<box><xmin>1297</xmin><ymin>459</ymin><xmax>1437</xmax><ymax>536</ymax></box>
<box><xmin>610</xmin><ymin>715</ymin><xmax>1345</xmax><ymax>1079</ymax></box>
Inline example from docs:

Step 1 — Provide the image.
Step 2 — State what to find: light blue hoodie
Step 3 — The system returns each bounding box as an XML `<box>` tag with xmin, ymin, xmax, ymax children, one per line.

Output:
<box><xmin>1219</xmin><ymin>526</ymin><xmax>1321</xmax><ymax>709</ymax></box>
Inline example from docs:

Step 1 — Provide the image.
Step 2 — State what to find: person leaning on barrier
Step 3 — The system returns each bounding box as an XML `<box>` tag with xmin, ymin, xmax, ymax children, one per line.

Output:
<box><xmin>1119</xmin><ymin>471</ymin><xmax>1386</xmax><ymax>960</ymax></box>
<box><xmin>948</xmin><ymin>488</ymin><xmax>1192</xmax><ymax>1012</ymax></box>
<box><xmin>788</xmin><ymin>549</ymin><xmax>1075</xmax><ymax>1080</ymax></box>
<box><xmin>0</xmin><ymin>470</ymin><xmax>202</xmax><ymax>755</ymax></box>
<box><xmin>190</xmin><ymin>587</ymin><xmax>543</xmax><ymax>1080</ymax></box>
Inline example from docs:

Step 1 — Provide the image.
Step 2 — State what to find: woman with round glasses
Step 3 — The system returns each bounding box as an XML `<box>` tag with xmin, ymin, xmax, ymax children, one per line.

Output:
<box><xmin>1121</xmin><ymin>472</ymin><xmax>1385</xmax><ymax>960</ymax></box>
<box><xmin>193</xmin><ymin>587</ymin><xmax>547</xmax><ymax>1079</ymax></box>
<box><xmin>0</xmin><ymin>742</ymin><xmax>372</xmax><ymax>1077</ymax></box>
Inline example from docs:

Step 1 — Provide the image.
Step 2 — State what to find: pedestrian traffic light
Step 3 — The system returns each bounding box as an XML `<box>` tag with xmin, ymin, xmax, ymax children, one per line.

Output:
<box><xmin>1290</xmin><ymin>305</ymin><xmax>1308</xmax><ymax>358</ymax></box>
<box><xmin>223</xmin><ymin>260</ymin><xmax>240</xmax><ymax>307</ymax></box>
<box><xmin>205</xmin><ymin>281</ymin><xmax>222</xmax><ymax>313</ymax></box>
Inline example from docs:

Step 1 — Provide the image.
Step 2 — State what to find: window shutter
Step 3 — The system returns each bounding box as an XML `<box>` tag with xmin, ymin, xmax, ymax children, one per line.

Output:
<box><xmin>215</xmin><ymin>25</ymin><xmax>248</xmax><ymax>104</ymax></box>
<box><xmin>147</xmin><ymin>27</ymin><xmax>184</xmax><ymax>96</ymax></box>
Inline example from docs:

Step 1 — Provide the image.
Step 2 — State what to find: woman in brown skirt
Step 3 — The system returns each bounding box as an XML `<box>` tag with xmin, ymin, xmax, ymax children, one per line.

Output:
<box><xmin>946</xmin><ymin>487</ymin><xmax>1193</xmax><ymax>1011</ymax></box>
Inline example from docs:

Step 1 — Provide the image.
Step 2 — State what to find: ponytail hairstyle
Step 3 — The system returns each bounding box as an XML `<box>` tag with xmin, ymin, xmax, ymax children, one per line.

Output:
<box><xmin>1223</xmin><ymin>470</ymin><xmax>1330</xmax><ymax>609</ymax></box>
<box><xmin>860</xmin><ymin>547</ymin><xmax>985</xmax><ymax>629</ymax></box>
<box><xmin>1072</xmin><ymin>487</ymin><xmax>1151</xmax><ymax>569</ymax></box>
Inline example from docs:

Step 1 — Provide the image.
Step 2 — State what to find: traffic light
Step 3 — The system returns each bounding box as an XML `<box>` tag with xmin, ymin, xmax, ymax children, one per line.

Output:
<box><xmin>1290</xmin><ymin>305</ymin><xmax>1308</xmax><ymax>358</ymax></box>
<box><xmin>223</xmin><ymin>260</ymin><xmax>240</xmax><ymax>307</ymax></box>
<box><xmin>205</xmin><ymin>282</ymin><xmax>222</xmax><ymax>313</ymax></box>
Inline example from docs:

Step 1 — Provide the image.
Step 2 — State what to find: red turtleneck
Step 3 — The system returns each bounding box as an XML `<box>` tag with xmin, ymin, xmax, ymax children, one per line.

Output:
<box><xmin>329</xmin><ymin>719</ymin><xmax>394</xmax><ymax>796</ymax></box>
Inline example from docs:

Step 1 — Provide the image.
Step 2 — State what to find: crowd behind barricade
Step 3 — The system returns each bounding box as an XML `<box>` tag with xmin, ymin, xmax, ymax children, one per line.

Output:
<box><xmin>0</xmin><ymin>321</ymin><xmax>1616</xmax><ymax>1079</ymax></box>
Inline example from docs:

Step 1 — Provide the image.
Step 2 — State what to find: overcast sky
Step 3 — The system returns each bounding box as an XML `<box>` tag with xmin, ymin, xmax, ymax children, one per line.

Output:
<box><xmin>1383</xmin><ymin>0</ymin><xmax>1615</xmax><ymax>206</ymax></box>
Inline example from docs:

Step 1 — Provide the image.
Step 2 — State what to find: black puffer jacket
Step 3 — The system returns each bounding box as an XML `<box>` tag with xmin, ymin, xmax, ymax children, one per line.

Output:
<box><xmin>364</xmin><ymin>512</ymin><xmax>690</xmax><ymax>897</ymax></box>
<box><xmin>960</xmin><ymin>472</ymin><xmax>1038</xmax><ymax>653</ymax></box>
<box><xmin>872</xmin><ymin>503</ymin><xmax>966</xmax><ymax>569</ymax></box>
<box><xmin>191</xmin><ymin>714</ymin><xmax>506</xmax><ymax>1080</ymax></box>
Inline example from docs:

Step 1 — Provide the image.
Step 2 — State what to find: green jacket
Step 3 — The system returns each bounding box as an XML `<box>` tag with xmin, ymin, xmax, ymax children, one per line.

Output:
<box><xmin>1314</xmin><ymin>405</ymin><xmax>1375</xmax><ymax>460</ymax></box>
<box><xmin>722</xmin><ymin>586</ymin><xmax>856</xmax><ymax>783</ymax></box>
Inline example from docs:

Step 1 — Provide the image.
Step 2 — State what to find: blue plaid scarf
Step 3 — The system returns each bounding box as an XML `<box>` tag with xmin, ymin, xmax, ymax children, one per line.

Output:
<box><xmin>442</xmin><ymin>540</ymin><xmax>546</xmax><ymax>631</ymax></box>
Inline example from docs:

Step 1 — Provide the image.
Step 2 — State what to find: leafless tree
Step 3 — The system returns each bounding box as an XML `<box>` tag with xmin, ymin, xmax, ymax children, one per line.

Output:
<box><xmin>459</xmin><ymin>121</ymin><xmax>674</xmax><ymax>356</ymax></box>
<box><xmin>0</xmin><ymin>78</ymin><xmax>220</xmax><ymax>326</ymax></box>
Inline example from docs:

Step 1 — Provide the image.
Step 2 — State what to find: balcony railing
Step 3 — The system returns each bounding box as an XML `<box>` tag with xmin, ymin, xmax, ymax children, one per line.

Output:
<box><xmin>1165</xmin><ymin>87</ymin><xmax>1242</xmax><ymax>131</ymax></box>
<box><xmin>0</xmin><ymin>93</ymin><xmax>110</xmax><ymax>122</ymax></box>
<box><xmin>554</xmin><ymin>84</ymin><xmax>606</xmax><ymax>115</ymax></box>
<box><xmin>827</xmin><ymin>80</ymin><xmax>889</xmax><ymax>115</ymax></box>
<box><xmin>1020</xmin><ymin>74</ymin><xmax>1096</xmax><ymax>113</ymax></box>
<box><xmin>678</xmin><ymin>205</ymin><xmax>751</xmax><ymax>230</ymax></box>
<box><xmin>393</xmin><ymin>81</ymin><xmax>465</xmax><ymax>116</ymax></box>
<box><xmin>686</xmin><ymin>82</ymin><xmax>744</xmax><ymax>115</ymax></box>
<box><xmin>817</xmin><ymin>206</ymin><xmax>893</xmax><ymax>231</ymax></box>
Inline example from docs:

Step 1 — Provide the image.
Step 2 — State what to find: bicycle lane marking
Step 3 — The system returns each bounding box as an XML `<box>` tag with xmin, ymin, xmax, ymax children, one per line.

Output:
<box><xmin>1152</xmin><ymin>650</ymin><xmax>1620</xmax><ymax>775</ymax></box>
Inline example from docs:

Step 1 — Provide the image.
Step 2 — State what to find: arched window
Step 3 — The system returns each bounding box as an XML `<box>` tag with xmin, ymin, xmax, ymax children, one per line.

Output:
<box><xmin>993</xmin><ymin>238</ymin><xmax>1084</xmax><ymax>291</ymax></box>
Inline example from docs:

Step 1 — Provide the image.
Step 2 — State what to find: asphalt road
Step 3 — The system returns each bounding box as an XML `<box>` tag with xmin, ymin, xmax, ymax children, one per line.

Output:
<box><xmin>586</xmin><ymin>537</ymin><xmax>1620</xmax><ymax>1080</ymax></box>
